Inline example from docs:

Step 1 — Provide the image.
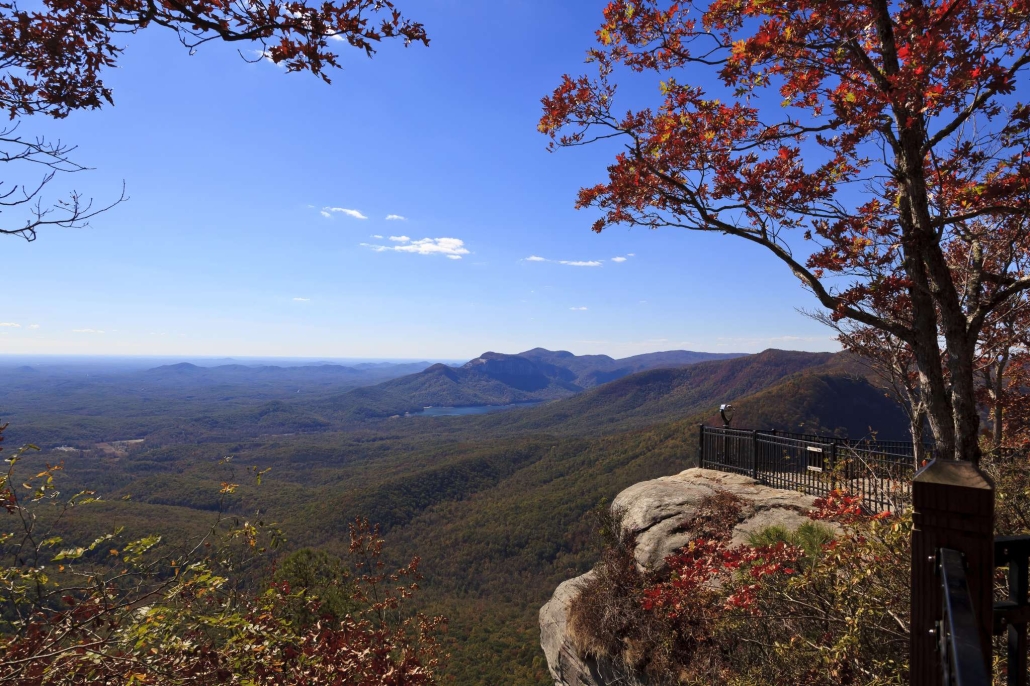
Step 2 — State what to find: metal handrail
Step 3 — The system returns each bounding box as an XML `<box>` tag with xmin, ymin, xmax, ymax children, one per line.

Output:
<box><xmin>937</xmin><ymin>548</ymin><xmax>991</xmax><ymax>686</ymax></box>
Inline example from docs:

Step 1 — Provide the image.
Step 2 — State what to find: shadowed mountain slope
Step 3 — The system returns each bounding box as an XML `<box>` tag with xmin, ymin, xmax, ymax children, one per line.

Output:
<box><xmin>722</xmin><ymin>372</ymin><xmax>911</xmax><ymax>439</ymax></box>
<box><xmin>472</xmin><ymin>349</ymin><xmax>842</xmax><ymax>436</ymax></box>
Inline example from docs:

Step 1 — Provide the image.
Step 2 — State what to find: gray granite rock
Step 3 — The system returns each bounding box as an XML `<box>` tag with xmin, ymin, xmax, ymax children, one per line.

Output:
<box><xmin>541</xmin><ymin>467</ymin><xmax>832</xmax><ymax>686</ymax></box>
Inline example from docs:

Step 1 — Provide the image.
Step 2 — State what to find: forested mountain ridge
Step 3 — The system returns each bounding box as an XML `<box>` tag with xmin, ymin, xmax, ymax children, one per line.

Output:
<box><xmin>309</xmin><ymin>347</ymin><xmax>749</xmax><ymax>423</ymax></box>
<box><xmin>516</xmin><ymin>348</ymin><xmax>745</xmax><ymax>387</ymax></box>
<box><xmin>472</xmin><ymin>348</ymin><xmax>847</xmax><ymax>436</ymax></box>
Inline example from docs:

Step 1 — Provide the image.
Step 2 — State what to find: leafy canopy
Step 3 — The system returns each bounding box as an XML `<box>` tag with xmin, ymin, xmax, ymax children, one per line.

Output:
<box><xmin>541</xmin><ymin>0</ymin><xmax>1030</xmax><ymax>460</ymax></box>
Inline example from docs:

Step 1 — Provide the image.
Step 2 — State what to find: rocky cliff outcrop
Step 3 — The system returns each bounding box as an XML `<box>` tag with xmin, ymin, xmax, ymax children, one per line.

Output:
<box><xmin>539</xmin><ymin>468</ymin><xmax>828</xmax><ymax>686</ymax></box>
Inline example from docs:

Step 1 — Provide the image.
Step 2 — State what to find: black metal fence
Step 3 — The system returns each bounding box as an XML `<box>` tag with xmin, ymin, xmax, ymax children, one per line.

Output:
<box><xmin>994</xmin><ymin>535</ymin><xmax>1030</xmax><ymax>685</ymax></box>
<box><xmin>698</xmin><ymin>425</ymin><xmax>932</xmax><ymax>513</ymax></box>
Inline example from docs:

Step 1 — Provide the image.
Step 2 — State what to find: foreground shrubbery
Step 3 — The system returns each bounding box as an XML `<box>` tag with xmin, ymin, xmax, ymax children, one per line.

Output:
<box><xmin>569</xmin><ymin>490</ymin><xmax>911</xmax><ymax>685</ymax></box>
<box><xmin>0</xmin><ymin>424</ymin><xmax>445</xmax><ymax>685</ymax></box>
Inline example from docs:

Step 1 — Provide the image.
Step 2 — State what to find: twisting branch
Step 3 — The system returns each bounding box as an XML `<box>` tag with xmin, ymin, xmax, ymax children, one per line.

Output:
<box><xmin>0</xmin><ymin>124</ymin><xmax>125</xmax><ymax>241</ymax></box>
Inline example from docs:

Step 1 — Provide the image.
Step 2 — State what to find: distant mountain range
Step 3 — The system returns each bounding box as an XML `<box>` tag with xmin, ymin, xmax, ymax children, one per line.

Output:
<box><xmin>2</xmin><ymin>345</ymin><xmax>911</xmax><ymax>447</ymax></box>
<box><xmin>143</xmin><ymin>361</ymin><xmax>433</xmax><ymax>386</ymax></box>
<box><xmin>311</xmin><ymin>348</ymin><xmax>747</xmax><ymax>420</ymax></box>
<box><xmin>283</xmin><ymin>347</ymin><xmax>908</xmax><ymax>440</ymax></box>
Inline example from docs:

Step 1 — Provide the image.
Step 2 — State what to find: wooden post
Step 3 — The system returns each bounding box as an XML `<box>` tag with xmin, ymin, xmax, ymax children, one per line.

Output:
<box><xmin>911</xmin><ymin>459</ymin><xmax>994</xmax><ymax>685</ymax></box>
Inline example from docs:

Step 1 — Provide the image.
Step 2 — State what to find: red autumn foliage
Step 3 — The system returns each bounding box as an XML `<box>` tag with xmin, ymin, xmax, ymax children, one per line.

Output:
<box><xmin>541</xmin><ymin>0</ymin><xmax>1030</xmax><ymax>463</ymax></box>
<box><xmin>0</xmin><ymin>1</ymin><xmax>428</xmax><ymax>120</ymax></box>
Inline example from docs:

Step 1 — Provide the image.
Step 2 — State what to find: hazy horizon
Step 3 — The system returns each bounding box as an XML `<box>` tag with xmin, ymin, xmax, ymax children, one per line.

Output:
<box><xmin>0</xmin><ymin>343</ymin><xmax>766</xmax><ymax>368</ymax></box>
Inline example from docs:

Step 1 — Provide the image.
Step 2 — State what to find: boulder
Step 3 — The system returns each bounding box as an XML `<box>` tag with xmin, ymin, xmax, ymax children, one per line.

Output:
<box><xmin>540</xmin><ymin>571</ymin><xmax>650</xmax><ymax>686</ymax></box>
<box><xmin>540</xmin><ymin>467</ymin><xmax>830</xmax><ymax>686</ymax></box>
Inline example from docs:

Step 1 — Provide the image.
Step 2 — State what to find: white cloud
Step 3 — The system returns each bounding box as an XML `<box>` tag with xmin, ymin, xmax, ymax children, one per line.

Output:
<box><xmin>628</xmin><ymin>253</ymin><xmax>636</xmax><ymax>257</ymax></box>
<box><xmin>0</xmin><ymin>322</ymin><xmax>20</xmax><ymax>328</ymax></box>
<box><xmin>611</xmin><ymin>256</ymin><xmax>628</xmax><ymax>263</ymax></box>
<box><xmin>395</xmin><ymin>237</ymin><xmax>469</xmax><ymax>258</ymax></box>
<box><xmin>570</xmin><ymin>306</ymin><xmax>588</xmax><ymax>311</ymax></box>
<box><xmin>385</xmin><ymin>214</ymin><xmax>407</xmax><ymax>221</ymax></box>
<box><xmin>72</xmin><ymin>329</ymin><xmax>104</xmax><ymax>334</ymax></box>
<box><xmin>524</xmin><ymin>255</ymin><xmax>603</xmax><ymax>267</ymax></box>
<box><xmin>322</xmin><ymin>207</ymin><xmax>368</xmax><ymax>220</ymax></box>
<box><xmin>27</xmin><ymin>324</ymin><xmax>39</xmax><ymax>329</ymax></box>
<box><xmin>370</xmin><ymin>234</ymin><xmax>384</xmax><ymax>239</ymax></box>
<box><xmin>362</xmin><ymin>237</ymin><xmax>470</xmax><ymax>260</ymax></box>
<box><xmin>293</xmin><ymin>297</ymin><xmax>310</xmax><ymax>302</ymax></box>
<box><xmin>320</xmin><ymin>210</ymin><xmax>332</xmax><ymax>218</ymax></box>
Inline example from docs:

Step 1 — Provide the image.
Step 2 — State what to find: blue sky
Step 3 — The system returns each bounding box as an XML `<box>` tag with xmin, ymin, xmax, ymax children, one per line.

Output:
<box><xmin>1</xmin><ymin>1</ymin><xmax>838</xmax><ymax>360</ymax></box>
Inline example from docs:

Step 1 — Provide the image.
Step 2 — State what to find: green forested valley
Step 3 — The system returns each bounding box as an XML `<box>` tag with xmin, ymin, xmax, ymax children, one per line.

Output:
<box><xmin>0</xmin><ymin>349</ymin><xmax>909</xmax><ymax>684</ymax></box>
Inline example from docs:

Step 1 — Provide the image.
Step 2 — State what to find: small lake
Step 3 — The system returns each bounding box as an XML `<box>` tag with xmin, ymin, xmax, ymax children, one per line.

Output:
<box><xmin>406</xmin><ymin>401</ymin><xmax>545</xmax><ymax>417</ymax></box>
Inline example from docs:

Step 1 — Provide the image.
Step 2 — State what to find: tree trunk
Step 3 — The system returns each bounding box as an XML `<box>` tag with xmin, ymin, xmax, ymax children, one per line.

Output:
<box><xmin>911</xmin><ymin>406</ymin><xmax>927</xmax><ymax>469</ymax></box>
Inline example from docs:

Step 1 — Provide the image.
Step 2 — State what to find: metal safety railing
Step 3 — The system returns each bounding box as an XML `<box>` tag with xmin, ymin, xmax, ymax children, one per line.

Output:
<box><xmin>936</xmin><ymin>548</ymin><xmax>992</xmax><ymax>686</ymax></box>
<box><xmin>698</xmin><ymin>424</ymin><xmax>929</xmax><ymax>512</ymax></box>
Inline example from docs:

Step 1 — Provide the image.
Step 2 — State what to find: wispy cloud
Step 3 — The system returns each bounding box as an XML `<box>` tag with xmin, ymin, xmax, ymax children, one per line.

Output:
<box><xmin>611</xmin><ymin>256</ymin><xmax>627</xmax><ymax>263</ymax></box>
<box><xmin>72</xmin><ymin>329</ymin><xmax>104</xmax><ymax>334</ymax></box>
<box><xmin>322</xmin><ymin>207</ymin><xmax>368</xmax><ymax>220</ymax></box>
<box><xmin>27</xmin><ymin>324</ymin><xmax>39</xmax><ymax>329</ymax></box>
<box><xmin>0</xmin><ymin>322</ymin><xmax>20</xmax><ymax>328</ymax></box>
<box><xmin>320</xmin><ymin>210</ymin><xmax>332</xmax><ymax>218</ymax></box>
<box><xmin>570</xmin><ymin>306</ymin><xmax>589</xmax><ymax>311</ymax></box>
<box><xmin>385</xmin><ymin>214</ymin><xmax>407</xmax><ymax>221</ymax></box>
<box><xmin>370</xmin><ymin>234</ymin><xmax>383</xmax><ymax>239</ymax></box>
<box><xmin>524</xmin><ymin>256</ymin><xmax>603</xmax><ymax>267</ymax></box>
<box><xmin>361</xmin><ymin>237</ymin><xmax>470</xmax><ymax>260</ymax></box>
<box><xmin>293</xmin><ymin>297</ymin><xmax>310</xmax><ymax>302</ymax></box>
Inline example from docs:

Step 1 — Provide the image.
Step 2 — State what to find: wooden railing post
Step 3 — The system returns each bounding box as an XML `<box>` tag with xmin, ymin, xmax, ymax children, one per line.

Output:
<box><xmin>911</xmin><ymin>459</ymin><xmax>994</xmax><ymax>685</ymax></box>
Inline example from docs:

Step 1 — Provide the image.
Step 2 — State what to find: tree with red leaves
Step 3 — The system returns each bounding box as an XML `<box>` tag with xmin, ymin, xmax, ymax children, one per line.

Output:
<box><xmin>541</xmin><ymin>0</ymin><xmax>1030</xmax><ymax>463</ymax></box>
<box><xmin>0</xmin><ymin>0</ymin><xmax>427</xmax><ymax>240</ymax></box>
